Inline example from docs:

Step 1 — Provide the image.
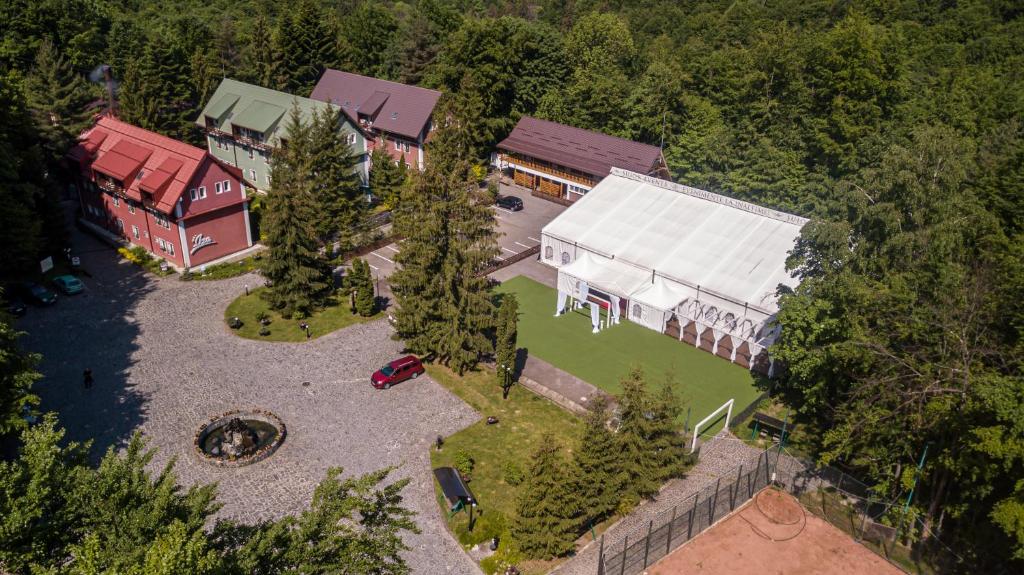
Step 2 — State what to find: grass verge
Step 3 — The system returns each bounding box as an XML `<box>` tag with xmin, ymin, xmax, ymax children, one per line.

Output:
<box><xmin>427</xmin><ymin>365</ymin><xmax>581</xmax><ymax>575</ymax></box>
<box><xmin>183</xmin><ymin>255</ymin><xmax>262</xmax><ymax>281</ymax></box>
<box><xmin>495</xmin><ymin>275</ymin><xmax>762</xmax><ymax>433</ymax></box>
<box><xmin>224</xmin><ymin>287</ymin><xmax>379</xmax><ymax>342</ymax></box>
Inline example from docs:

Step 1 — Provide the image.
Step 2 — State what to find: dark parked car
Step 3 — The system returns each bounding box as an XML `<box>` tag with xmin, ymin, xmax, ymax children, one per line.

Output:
<box><xmin>371</xmin><ymin>355</ymin><xmax>425</xmax><ymax>389</ymax></box>
<box><xmin>52</xmin><ymin>274</ymin><xmax>84</xmax><ymax>295</ymax></box>
<box><xmin>496</xmin><ymin>195</ymin><xmax>524</xmax><ymax>211</ymax></box>
<box><xmin>5</xmin><ymin>295</ymin><xmax>27</xmax><ymax>317</ymax></box>
<box><xmin>20</xmin><ymin>282</ymin><xmax>57</xmax><ymax>306</ymax></box>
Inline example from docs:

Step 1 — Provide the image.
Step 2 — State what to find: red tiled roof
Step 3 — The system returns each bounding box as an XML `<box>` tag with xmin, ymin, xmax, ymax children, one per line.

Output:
<box><xmin>69</xmin><ymin>116</ymin><xmax>213</xmax><ymax>216</ymax></box>
<box><xmin>310</xmin><ymin>70</ymin><xmax>441</xmax><ymax>140</ymax></box>
<box><xmin>497</xmin><ymin>117</ymin><xmax>664</xmax><ymax>179</ymax></box>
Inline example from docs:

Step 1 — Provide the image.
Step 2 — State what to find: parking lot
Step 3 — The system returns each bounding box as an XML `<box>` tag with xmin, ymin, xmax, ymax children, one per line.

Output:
<box><xmin>364</xmin><ymin>184</ymin><xmax>566</xmax><ymax>280</ymax></box>
<box><xmin>18</xmin><ymin>225</ymin><xmax>483</xmax><ymax>575</ymax></box>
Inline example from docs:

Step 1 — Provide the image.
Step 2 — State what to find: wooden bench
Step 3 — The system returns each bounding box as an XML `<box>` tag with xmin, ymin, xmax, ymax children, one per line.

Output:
<box><xmin>750</xmin><ymin>412</ymin><xmax>795</xmax><ymax>442</ymax></box>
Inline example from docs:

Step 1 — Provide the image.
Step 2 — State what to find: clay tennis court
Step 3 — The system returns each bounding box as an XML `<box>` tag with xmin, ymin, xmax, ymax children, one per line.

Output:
<box><xmin>647</xmin><ymin>488</ymin><xmax>903</xmax><ymax>575</ymax></box>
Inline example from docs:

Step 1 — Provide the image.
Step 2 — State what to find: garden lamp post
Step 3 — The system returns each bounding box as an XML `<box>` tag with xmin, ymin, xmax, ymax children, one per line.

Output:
<box><xmin>500</xmin><ymin>363</ymin><xmax>514</xmax><ymax>399</ymax></box>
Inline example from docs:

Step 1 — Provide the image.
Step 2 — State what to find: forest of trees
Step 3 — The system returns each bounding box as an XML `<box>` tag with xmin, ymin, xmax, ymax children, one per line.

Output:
<box><xmin>1</xmin><ymin>0</ymin><xmax>1022</xmax><ymax>571</ymax></box>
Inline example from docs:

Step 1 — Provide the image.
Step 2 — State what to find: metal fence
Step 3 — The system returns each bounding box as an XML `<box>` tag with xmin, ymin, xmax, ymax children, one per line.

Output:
<box><xmin>598</xmin><ymin>448</ymin><xmax>774</xmax><ymax>575</ymax></box>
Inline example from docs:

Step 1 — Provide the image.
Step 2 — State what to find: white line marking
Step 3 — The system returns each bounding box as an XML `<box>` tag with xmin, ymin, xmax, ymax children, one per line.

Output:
<box><xmin>368</xmin><ymin>264</ymin><xmax>379</xmax><ymax>270</ymax></box>
<box><xmin>495</xmin><ymin>255</ymin><xmax>505</xmax><ymax>261</ymax></box>
<box><xmin>514</xmin><ymin>241</ymin><xmax>531</xmax><ymax>248</ymax></box>
<box><xmin>385</xmin><ymin>245</ymin><xmax>400</xmax><ymax>253</ymax></box>
<box><xmin>370</xmin><ymin>252</ymin><xmax>393</xmax><ymax>263</ymax></box>
<box><xmin>527</xmin><ymin>236</ymin><xmax>541</xmax><ymax>242</ymax></box>
<box><xmin>502</xmin><ymin>247</ymin><xmax>516</xmax><ymax>254</ymax></box>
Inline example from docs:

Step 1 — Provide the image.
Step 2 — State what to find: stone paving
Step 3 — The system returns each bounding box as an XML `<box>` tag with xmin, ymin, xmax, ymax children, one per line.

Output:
<box><xmin>19</xmin><ymin>225</ymin><xmax>482</xmax><ymax>575</ymax></box>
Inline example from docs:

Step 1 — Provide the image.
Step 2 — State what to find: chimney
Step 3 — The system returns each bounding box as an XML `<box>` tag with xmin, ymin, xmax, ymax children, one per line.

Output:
<box><xmin>102</xmin><ymin>65</ymin><xmax>115</xmax><ymax>117</ymax></box>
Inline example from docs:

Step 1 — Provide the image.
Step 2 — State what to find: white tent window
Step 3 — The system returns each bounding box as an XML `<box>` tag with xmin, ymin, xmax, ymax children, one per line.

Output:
<box><xmin>632</xmin><ymin>303</ymin><xmax>642</xmax><ymax>319</ymax></box>
<box><xmin>545</xmin><ymin>246</ymin><xmax>553</xmax><ymax>259</ymax></box>
<box><xmin>561</xmin><ymin>251</ymin><xmax>570</xmax><ymax>265</ymax></box>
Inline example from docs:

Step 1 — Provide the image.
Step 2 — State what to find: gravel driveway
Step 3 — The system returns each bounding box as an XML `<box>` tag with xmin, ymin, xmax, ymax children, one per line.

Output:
<box><xmin>20</xmin><ymin>226</ymin><xmax>482</xmax><ymax>575</ymax></box>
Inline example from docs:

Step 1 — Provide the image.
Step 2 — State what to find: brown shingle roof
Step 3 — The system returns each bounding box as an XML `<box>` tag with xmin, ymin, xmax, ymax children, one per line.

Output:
<box><xmin>310</xmin><ymin>70</ymin><xmax>441</xmax><ymax>140</ymax></box>
<box><xmin>497</xmin><ymin>117</ymin><xmax>664</xmax><ymax>179</ymax></box>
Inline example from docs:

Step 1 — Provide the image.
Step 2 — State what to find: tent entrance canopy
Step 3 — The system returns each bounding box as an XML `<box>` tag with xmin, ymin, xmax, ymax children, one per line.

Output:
<box><xmin>556</xmin><ymin>251</ymin><xmax>650</xmax><ymax>299</ymax></box>
<box><xmin>628</xmin><ymin>276</ymin><xmax>696</xmax><ymax>332</ymax></box>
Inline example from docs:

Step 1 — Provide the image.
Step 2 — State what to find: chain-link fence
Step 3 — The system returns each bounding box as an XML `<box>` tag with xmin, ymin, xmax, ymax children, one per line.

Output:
<box><xmin>772</xmin><ymin>449</ymin><xmax>968</xmax><ymax>575</ymax></box>
<box><xmin>597</xmin><ymin>448</ymin><xmax>774</xmax><ymax>575</ymax></box>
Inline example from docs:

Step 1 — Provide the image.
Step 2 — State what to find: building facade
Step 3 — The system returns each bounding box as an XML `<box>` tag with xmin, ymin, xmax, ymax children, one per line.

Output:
<box><xmin>197</xmin><ymin>79</ymin><xmax>368</xmax><ymax>193</ymax></box>
<box><xmin>310</xmin><ymin>70</ymin><xmax>441</xmax><ymax>171</ymax></box>
<box><xmin>69</xmin><ymin>116</ymin><xmax>253</xmax><ymax>270</ymax></box>
<box><xmin>494</xmin><ymin>116</ymin><xmax>669</xmax><ymax>203</ymax></box>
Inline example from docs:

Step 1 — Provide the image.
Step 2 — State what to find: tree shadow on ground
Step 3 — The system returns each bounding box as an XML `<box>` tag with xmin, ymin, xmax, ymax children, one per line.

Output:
<box><xmin>18</xmin><ymin>206</ymin><xmax>153</xmax><ymax>460</ymax></box>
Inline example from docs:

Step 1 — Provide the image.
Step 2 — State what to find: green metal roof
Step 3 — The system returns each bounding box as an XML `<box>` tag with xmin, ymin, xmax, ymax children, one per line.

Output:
<box><xmin>196</xmin><ymin>78</ymin><xmax>357</xmax><ymax>147</ymax></box>
<box><xmin>232</xmin><ymin>100</ymin><xmax>285</xmax><ymax>133</ymax></box>
<box><xmin>205</xmin><ymin>93</ymin><xmax>240</xmax><ymax>121</ymax></box>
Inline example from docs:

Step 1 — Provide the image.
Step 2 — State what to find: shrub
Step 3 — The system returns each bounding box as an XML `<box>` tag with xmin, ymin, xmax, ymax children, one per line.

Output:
<box><xmin>502</xmin><ymin>461</ymin><xmax>525</xmax><ymax>487</ymax></box>
<box><xmin>255</xmin><ymin>311</ymin><xmax>270</xmax><ymax>325</ymax></box>
<box><xmin>128</xmin><ymin>245</ymin><xmax>152</xmax><ymax>264</ymax></box>
<box><xmin>454</xmin><ymin>449</ymin><xmax>474</xmax><ymax>476</ymax></box>
<box><xmin>258</xmin><ymin>326</ymin><xmax>270</xmax><ymax>337</ymax></box>
<box><xmin>181</xmin><ymin>269</ymin><xmax>193</xmax><ymax>281</ymax></box>
<box><xmin>453</xmin><ymin>509</ymin><xmax>507</xmax><ymax>547</ymax></box>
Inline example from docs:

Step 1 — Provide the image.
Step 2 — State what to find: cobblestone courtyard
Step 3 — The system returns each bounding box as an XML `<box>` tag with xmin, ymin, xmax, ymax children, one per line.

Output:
<box><xmin>20</xmin><ymin>227</ymin><xmax>482</xmax><ymax>575</ymax></box>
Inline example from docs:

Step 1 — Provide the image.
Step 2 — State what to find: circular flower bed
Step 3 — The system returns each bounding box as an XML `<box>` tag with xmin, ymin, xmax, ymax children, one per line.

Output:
<box><xmin>194</xmin><ymin>409</ymin><xmax>286</xmax><ymax>467</ymax></box>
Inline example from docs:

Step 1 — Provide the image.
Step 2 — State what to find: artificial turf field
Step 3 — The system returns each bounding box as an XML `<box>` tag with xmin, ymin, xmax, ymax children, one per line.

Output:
<box><xmin>496</xmin><ymin>275</ymin><xmax>763</xmax><ymax>432</ymax></box>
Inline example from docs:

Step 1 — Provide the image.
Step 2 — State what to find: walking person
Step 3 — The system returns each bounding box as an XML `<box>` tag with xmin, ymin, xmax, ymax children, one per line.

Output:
<box><xmin>83</xmin><ymin>368</ymin><xmax>93</xmax><ymax>390</ymax></box>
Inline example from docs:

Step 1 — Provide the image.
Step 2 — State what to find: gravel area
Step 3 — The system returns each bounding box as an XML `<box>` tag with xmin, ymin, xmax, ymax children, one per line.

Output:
<box><xmin>20</xmin><ymin>225</ymin><xmax>482</xmax><ymax>575</ymax></box>
<box><xmin>552</xmin><ymin>432</ymin><xmax>763</xmax><ymax>575</ymax></box>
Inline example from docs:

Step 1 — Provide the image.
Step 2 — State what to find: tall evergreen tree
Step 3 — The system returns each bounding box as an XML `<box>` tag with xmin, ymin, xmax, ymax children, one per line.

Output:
<box><xmin>616</xmin><ymin>367</ymin><xmax>661</xmax><ymax>502</ymax></box>
<box><xmin>649</xmin><ymin>373</ymin><xmax>690</xmax><ymax>482</ymax></box>
<box><xmin>308</xmin><ymin>107</ymin><xmax>364</xmax><ymax>247</ymax></box>
<box><xmin>272</xmin><ymin>0</ymin><xmax>339</xmax><ymax>95</ymax></box>
<box><xmin>391</xmin><ymin>111</ymin><xmax>499</xmax><ymax>373</ymax></box>
<box><xmin>573</xmin><ymin>395</ymin><xmax>623</xmax><ymax>526</ymax></box>
<box><xmin>369</xmin><ymin>148</ymin><xmax>407</xmax><ymax>210</ymax></box>
<box><xmin>23</xmin><ymin>38</ymin><xmax>94</xmax><ymax>163</ymax></box>
<box><xmin>494</xmin><ymin>293</ymin><xmax>518</xmax><ymax>397</ymax></box>
<box><xmin>240</xmin><ymin>12</ymin><xmax>274</xmax><ymax>87</ymax></box>
<box><xmin>119</xmin><ymin>37</ymin><xmax>194</xmax><ymax>141</ymax></box>
<box><xmin>261</xmin><ymin>107</ymin><xmax>330</xmax><ymax>318</ymax></box>
<box><xmin>511</xmin><ymin>434</ymin><xmax>579</xmax><ymax>559</ymax></box>
<box><xmin>0</xmin><ymin>307</ymin><xmax>41</xmax><ymax>439</ymax></box>
<box><xmin>353</xmin><ymin>258</ymin><xmax>375</xmax><ymax>317</ymax></box>
<box><xmin>340</xmin><ymin>1</ymin><xmax>400</xmax><ymax>79</ymax></box>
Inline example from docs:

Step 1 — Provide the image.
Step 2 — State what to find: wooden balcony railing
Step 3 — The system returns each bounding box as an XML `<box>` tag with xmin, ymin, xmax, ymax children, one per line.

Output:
<box><xmin>498</xmin><ymin>153</ymin><xmax>596</xmax><ymax>187</ymax></box>
<box><xmin>233</xmin><ymin>134</ymin><xmax>271</xmax><ymax>152</ymax></box>
<box><xmin>96</xmin><ymin>178</ymin><xmax>122</xmax><ymax>194</ymax></box>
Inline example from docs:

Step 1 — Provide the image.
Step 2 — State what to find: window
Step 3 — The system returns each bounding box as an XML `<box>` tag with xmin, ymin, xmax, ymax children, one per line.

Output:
<box><xmin>545</xmin><ymin>246</ymin><xmax>553</xmax><ymax>260</ymax></box>
<box><xmin>156</xmin><ymin>238</ymin><xmax>165</xmax><ymax>250</ymax></box>
<box><xmin>112</xmin><ymin>195</ymin><xmax>120</xmax><ymax>207</ymax></box>
<box><xmin>561</xmin><ymin>252</ymin><xmax>570</xmax><ymax>265</ymax></box>
<box><xmin>154</xmin><ymin>213</ymin><xmax>169</xmax><ymax>229</ymax></box>
<box><xmin>247</xmin><ymin>146</ymin><xmax>254</xmax><ymax>160</ymax></box>
<box><xmin>249</xmin><ymin>169</ymin><xmax>257</xmax><ymax>182</ymax></box>
<box><xmin>189</xmin><ymin>188</ymin><xmax>198</xmax><ymax>201</ymax></box>
<box><xmin>198</xmin><ymin>186</ymin><xmax>207</xmax><ymax>199</ymax></box>
<box><xmin>127</xmin><ymin>201</ymin><xmax>135</xmax><ymax>214</ymax></box>
<box><xmin>215</xmin><ymin>182</ymin><xmax>222</xmax><ymax>194</ymax></box>
<box><xmin>223</xmin><ymin>180</ymin><xmax>231</xmax><ymax>193</ymax></box>
<box><xmin>263</xmin><ymin>151</ymin><xmax>270</xmax><ymax>164</ymax></box>
<box><xmin>394</xmin><ymin>138</ymin><xmax>400</xmax><ymax>151</ymax></box>
<box><xmin>346</xmin><ymin>133</ymin><xmax>357</xmax><ymax>145</ymax></box>
<box><xmin>266</xmin><ymin>173</ymin><xmax>272</xmax><ymax>185</ymax></box>
<box><xmin>116</xmin><ymin>219</ymin><xmax>124</xmax><ymax>232</ymax></box>
<box><xmin>632</xmin><ymin>304</ymin><xmax>642</xmax><ymax>319</ymax></box>
<box><xmin>131</xmin><ymin>225</ymin><xmax>139</xmax><ymax>239</ymax></box>
<box><xmin>403</xmin><ymin>142</ymin><xmax>410</xmax><ymax>153</ymax></box>
<box><xmin>166</xmin><ymin>242</ymin><xmax>174</xmax><ymax>256</ymax></box>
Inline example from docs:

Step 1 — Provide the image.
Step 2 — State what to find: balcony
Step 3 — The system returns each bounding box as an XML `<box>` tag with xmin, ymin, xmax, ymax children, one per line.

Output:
<box><xmin>233</xmin><ymin>134</ymin><xmax>271</xmax><ymax>152</ymax></box>
<box><xmin>498</xmin><ymin>153</ymin><xmax>596</xmax><ymax>187</ymax></box>
<box><xmin>96</xmin><ymin>177</ymin><xmax>123</xmax><ymax>194</ymax></box>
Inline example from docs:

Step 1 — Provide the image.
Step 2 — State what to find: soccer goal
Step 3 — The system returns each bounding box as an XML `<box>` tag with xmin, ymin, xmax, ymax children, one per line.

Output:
<box><xmin>691</xmin><ymin>398</ymin><xmax>734</xmax><ymax>452</ymax></box>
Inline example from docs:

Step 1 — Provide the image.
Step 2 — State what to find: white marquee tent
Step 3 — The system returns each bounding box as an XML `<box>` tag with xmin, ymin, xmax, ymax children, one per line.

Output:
<box><xmin>541</xmin><ymin>168</ymin><xmax>809</xmax><ymax>369</ymax></box>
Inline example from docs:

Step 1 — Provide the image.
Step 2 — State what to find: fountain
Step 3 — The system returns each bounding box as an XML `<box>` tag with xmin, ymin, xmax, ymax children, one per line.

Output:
<box><xmin>194</xmin><ymin>410</ymin><xmax>286</xmax><ymax>467</ymax></box>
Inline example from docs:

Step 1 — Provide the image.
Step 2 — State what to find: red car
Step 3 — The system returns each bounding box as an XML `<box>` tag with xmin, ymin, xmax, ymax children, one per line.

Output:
<box><xmin>371</xmin><ymin>355</ymin><xmax>425</xmax><ymax>389</ymax></box>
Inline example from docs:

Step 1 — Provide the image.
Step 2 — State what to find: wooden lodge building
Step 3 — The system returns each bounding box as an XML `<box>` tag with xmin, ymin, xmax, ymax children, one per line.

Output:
<box><xmin>494</xmin><ymin>116</ymin><xmax>669</xmax><ymax>203</ymax></box>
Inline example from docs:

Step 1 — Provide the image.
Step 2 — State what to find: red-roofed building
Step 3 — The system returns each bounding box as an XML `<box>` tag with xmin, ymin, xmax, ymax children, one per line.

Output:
<box><xmin>68</xmin><ymin>116</ymin><xmax>253</xmax><ymax>270</ymax></box>
<box><xmin>495</xmin><ymin>116</ymin><xmax>669</xmax><ymax>203</ymax></box>
<box><xmin>310</xmin><ymin>70</ymin><xmax>442</xmax><ymax>171</ymax></box>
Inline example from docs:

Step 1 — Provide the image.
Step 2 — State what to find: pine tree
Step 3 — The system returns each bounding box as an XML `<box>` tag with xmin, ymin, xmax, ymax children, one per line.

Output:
<box><xmin>241</xmin><ymin>13</ymin><xmax>274</xmax><ymax>87</ymax></box>
<box><xmin>573</xmin><ymin>395</ymin><xmax>623</xmax><ymax>526</ymax></box>
<box><xmin>261</xmin><ymin>107</ymin><xmax>330</xmax><ymax>318</ymax></box>
<box><xmin>649</xmin><ymin>373</ymin><xmax>690</xmax><ymax>483</ymax></box>
<box><xmin>391</xmin><ymin>116</ymin><xmax>499</xmax><ymax>373</ymax></box>
<box><xmin>511</xmin><ymin>435</ymin><xmax>580</xmax><ymax>559</ymax></box>
<box><xmin>353</xmin><ymin>258</ymin><xmax>375</xmax><ymax>317</ymax></box>
<box><xmin>309</xmin><ymin>107</ymin><xmax>364</xmax><ymax>247</ymax></box>
<box><xmin>616</xmin><ymin>367</ymin><xmax>661</xmax><ymax>502</ymax></box>
<box><xmin>23</xmin><ymin>38</ymin><xmax>94</xmax><ymax>163</ymax></box>
<box><xmin>120</xmin><ymin>37</ymin><xmax>194</xmax><ymax>141</ymax></box>
<box><xmin>495</xmin><ymin>293</ymin><xmax>518</xmax><ymax>397</ymax></box>
<box><xmin>369</xmin><ymin>148</ymin><xmax>407</xmax><ymax>210</ymax></box>
<box><xmin>0</xmin><ymin>309</ymin><xmax>41</xmax><ymax>438</ymax></box>
<box><xmin>273</xmin><ymin>0</ymin><xmax>340</xmax><ymax>95</ymax></box>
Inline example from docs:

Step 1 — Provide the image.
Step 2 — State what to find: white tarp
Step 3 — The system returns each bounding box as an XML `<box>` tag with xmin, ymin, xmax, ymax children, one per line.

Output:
<box><xmin>556</xmin><ymin>251</ymin><xmax>651</xmax><ymax>299</ymax></box>
<box><xmin>541</xmin><ymin>169</ymin><xmax>807</xmax><ymax>318</ymax></box>
<box><xmin>631</xmin><ymin>276</ymin><xmax>695</xmax><ymax>311</ymax></box>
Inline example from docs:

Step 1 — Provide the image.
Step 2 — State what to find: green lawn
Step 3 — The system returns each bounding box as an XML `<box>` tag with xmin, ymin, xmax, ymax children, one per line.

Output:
<box><xmin>428</xmin><ymin>365</ymin><xmax>580</xmax><ymax>573</ymax></box>
<box><xmin>496</xmin><ymin>275</ymin><xmax>763</xmax><ymax>433</ymax></box>
<box><xmin>224</xmin><ymin>287</ymin><xmax>380</xmax><ymax>342</ymax></box>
